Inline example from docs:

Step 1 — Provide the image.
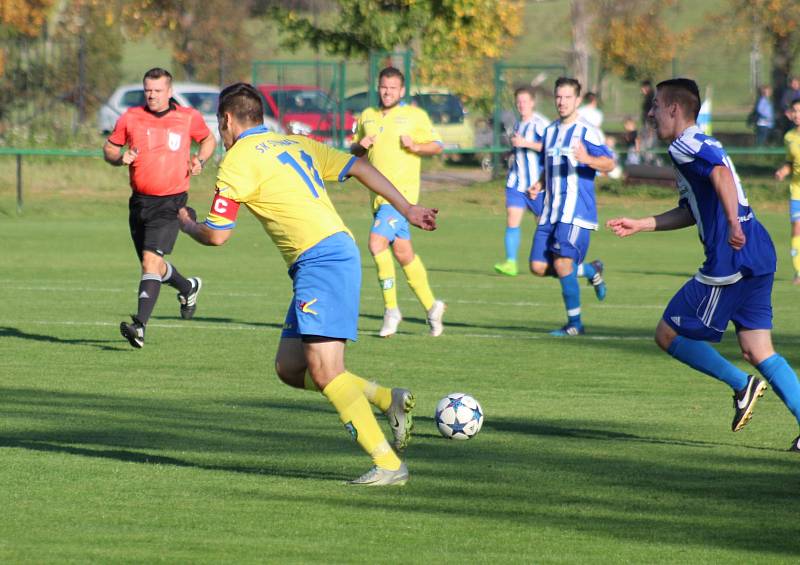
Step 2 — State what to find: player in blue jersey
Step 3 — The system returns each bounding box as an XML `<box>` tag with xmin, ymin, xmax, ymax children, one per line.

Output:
<box><xmin>608</xmin><ymin>78</ymin><xmax>800</xmax><ymax>450</ymax></box>
<box><xmin>494</xmin><ymin>86</ymin><xmax>549</xmax><ymax>277</ymax></box>
<box><xmin>529</xmin><ymin>77</ymin><xmax>614</xmax><ymax>336</ymax></box>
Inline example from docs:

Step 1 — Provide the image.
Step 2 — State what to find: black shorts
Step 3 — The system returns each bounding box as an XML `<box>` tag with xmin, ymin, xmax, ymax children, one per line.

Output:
<box><xmin>128</xmin><ymin>192</ymin><xmax>188</xmax><ymax>260</ymax></box>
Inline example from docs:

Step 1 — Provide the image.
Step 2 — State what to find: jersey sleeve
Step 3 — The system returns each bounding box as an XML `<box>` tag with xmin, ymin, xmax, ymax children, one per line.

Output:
<box><xmin>411</xmin><ymin>109</ymin><xmax>442</xmax><ymax>145</ymax></box>
<box><xmin>107</xmin><ymin>111</ymin><xmax>130</xmax><ymax>146</ymax></box>
<box><xmin>204</xmin><ymin>154</ymin><xmax>256</xmax><ymax>230</ymax></box>
<box><xmin>582</xmin><ymin>127</ymin><xmax>613</xmax><ymax>158</ymax></box>
<box><xmin>189</xmin><ymin>109</ymin><xmax>212</xmax><ymax>142</ymax></box>
<box><xmin>301</xmin><ymin>137</ymin><xmax>357</xmax><ymax>183</ymax></box>
<box><xmin>786</xmin><ymin>132</ymin><xmax>794</xmax><ymax>163</ymax></box>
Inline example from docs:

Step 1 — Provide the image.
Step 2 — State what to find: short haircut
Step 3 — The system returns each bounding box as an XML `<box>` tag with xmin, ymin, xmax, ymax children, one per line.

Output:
<box><xmin>379</xmin><ymin>66</ymin><xmax>405</xmax><ymax>86</ymax></box>
<box><xmin>641</xmin><ymin>79</ymin><xmax>652</xmax><ymax>88</ymax></box>
<box><xmin>514</xmin><ymin>85</ymin><xmax>536</xmax><ymax>100</ymax></box>
<box><xmin>554</xmin><ymin>77</ymin><xmax>581</xmax><ymax>97</ymax></box>
<box><xmin>143</xmin><ymin>67</ymin><xmax>172</xmax><ymax>83</ymax></box>
<box><xmin>584</xmin><ymin>92</ymin><xmax>597</xmax><ymax>104</ymax></box>
<box><xmin>656</xmin><ymin>78</ymin><xmax>701</xmax><ymax>120</ymax></box>
<box><xmin>218</xmin><ymin>82</ymin><xmax>264</xmax><ymax>126</ymax></box>
<box><xmin>791</xmin><ymin>97</ymin><xmax>800</xmax><ymax>108</ymax></box>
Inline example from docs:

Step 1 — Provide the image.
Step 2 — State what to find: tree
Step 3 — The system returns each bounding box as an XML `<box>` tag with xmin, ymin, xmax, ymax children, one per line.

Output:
<box><xmin>0</xmin><ymin>0</ymin><xmax>54</xmax><ymax>37</ymax></box>
<box><xmin>120</xmin><ymin>0</ymin><xmax>255</xmax><ymax>84</ymax></box>
<box><xmin>722</xmin><ymin>0</ymin><xmax>800</xmax><ymax>115</ymax></box>
<box><xmin>268</xmin><ymin>0</ymin><xmax>523</xmax><ymax>114</ymax></box>
<box><xmin>588</xmin><ymin>0</ymin><xmax>680</xmax><ymax>95</ymax></box>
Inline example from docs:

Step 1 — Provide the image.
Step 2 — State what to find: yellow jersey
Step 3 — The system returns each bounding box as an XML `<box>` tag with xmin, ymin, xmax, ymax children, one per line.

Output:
<box><xmin>784</xmin><ymin>128</ymin><xmax>800</xmax><ymax>200</ymax></box>
<box><xmin>356</xmin><ymin>103</ymin><xmax>441</xmax><ymax>211</ymax></box>
<box><xmin>205</xmin><ymin>126</ymin><xmax>356</xmax><ymax>266</ymax></box>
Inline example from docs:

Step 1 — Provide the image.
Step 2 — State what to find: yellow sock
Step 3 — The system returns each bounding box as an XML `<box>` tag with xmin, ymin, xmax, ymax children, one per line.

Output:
<box><xmin>348</xmin><ymin>371</ymin><xmax>392</xmax><ymax>412</ymax></box>
<box><xmin>373</xmin><ymin>249</ymin><xmax>398</xmax><ymax>310</ymax></box>
<box><xmin>792</xmin><ymin>236</ymin><xmax>800</xmax><ymax>275</ymax></box>
<box><xmin>322</xmin><ymin>372</ymin><xmax>401</xmax><ymax>470</ymax></box>
<box><xmin>403</xmin><ymin>255</ymin><xmax>435</xmax><ymax>311</ymax></box>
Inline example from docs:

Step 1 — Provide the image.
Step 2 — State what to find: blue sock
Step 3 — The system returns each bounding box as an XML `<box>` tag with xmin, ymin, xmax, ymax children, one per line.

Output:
<box><xmin>667</xmin><ymin>336</ymin><xmax>749</xmax><ymax>390</ymax></box>
<box><xmin>756</xmin><ymin>354</ymin><xmax>800</xmax><ymax>423</ymax></box>
<box><xmin>559</xmin><ymin>271</ymin><xmax>581</xmax><ymax>326</ymax></box>
<box><xmin>504</xmin><ymin>227</ymin><xmax>521</xmax><ymax>262</ymax></box>
<box><xmin>579</xmin><ymin>262</ymin><xmax>596</xmax><ymax>281</ymax></box>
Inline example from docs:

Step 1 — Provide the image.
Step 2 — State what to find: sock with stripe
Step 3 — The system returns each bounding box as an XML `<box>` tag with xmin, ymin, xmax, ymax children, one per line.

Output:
<box><xmin>792</xmin><ymin>236</ymin><xmax>800</xmax><ymax>276</ymax></box>
<box><xmin>504</xmin><ymin>226</ymin><xmax>521</xmax><ymax>262</ymax></box>
<box><xmin>576</xmin><ymin>262</ymin><xmax>596</xmax><ymax>282</ymax></box>
<box><xmin>373</xmin><ymin>249</ymin><xmax>398</xmax><ymax>310</ymax></box>
<box><xmin>756</xmin><ymin>354</ymin><xmax>800</xmax><ymax>423</ymax></box>
<box><xmin>322</xmin><ymin>372</ymin><xmax>401</xmax><ymax>470</ymax></box>
<box><xmin>559</xmin><ymin>270</ymin><xmax>582</xmax><ymax>326</ymax></box>
<box><xmin>136</xmin><ymin>273</ymin><xmax>162</xmax><ymax>325</ymax></box>
<box><xmin>403</xmin><ymin>255</ymin><xmax>435</xmax><ymax>311</ymax></box>
<box><xmin>161</xmin><ymin>262</ymin><xmax>193</xmax><ymax>295</ymax></box>
<box><xmin>667</xmin><ymin>335</ymin><xmax>749</xmax><ymax>390</ymax></box>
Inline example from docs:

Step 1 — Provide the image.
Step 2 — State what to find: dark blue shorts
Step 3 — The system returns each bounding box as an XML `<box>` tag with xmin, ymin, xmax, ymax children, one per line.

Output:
<box><xmin>282</xmin><ymin>232</ymin><xmax>361</xmax><ymax>342</ymax></box>
<box><xmin>370</xmin><ymin>204</ymin><xmax>410</xmax><ymax>242</ymax></box>
<box><xmin>663</xmin><ymin>274</ymin><xmax>774</xmax><ymax>343</ymax></box>
<box><xmin>529</xmin><ymin>221</ymin><xmax>591</xmax><ymax>264</ymax></box>
<box><xmin>505</xmin><ymin>186</ymin><xmax>543</xmax><ymax>216</ymax></box>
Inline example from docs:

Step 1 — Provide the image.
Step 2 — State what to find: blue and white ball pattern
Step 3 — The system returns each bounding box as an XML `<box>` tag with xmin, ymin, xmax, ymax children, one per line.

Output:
<box><xmin>434</xmin><ymin>393</ymin><xmax>484</xmax><ymax>440</ymax></box>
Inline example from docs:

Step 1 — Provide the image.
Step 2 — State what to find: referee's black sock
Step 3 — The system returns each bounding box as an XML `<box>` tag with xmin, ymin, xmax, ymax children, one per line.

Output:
<box><xmin>136</xmin><ymin>273</ymin><xmax>162</xmax><ymax>325</ymax></box>
<box><xmin>161</xmin><ymin>262</ymin><xmax>193</xmax><ymax>295</ymax></box>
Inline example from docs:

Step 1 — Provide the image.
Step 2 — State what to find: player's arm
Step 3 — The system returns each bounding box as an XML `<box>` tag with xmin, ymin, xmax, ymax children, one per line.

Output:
<box><xmin>190</xmin><ymin>135</ymin><xmax>217</xmax><ymax>175</ymax></box>
<box><xmin>177</xmin><ymin>205</ymin><xmax>233</xmax><ymax>246</ymax></box>
<box><xmin>775</xmin><ymin>162</ymin><xmax>792</xmax><ymax>181</ymax></box>
<box><xmin>607</xmin><ymin>207</ymin><xmax>695</xmax><ymax>237</ymax></box>
<box><xmin>573</xmin><ymin>140</ymin><xmax>614</xmax><ymax>173</ymax></box>
<box><xmin>348</xmin><ymin>157</ymin><xmax>437</xmax><ymax>231</ymax></box>
<box><xmin>103</xmin><ymin>140</ymin><xmax>137</xmax><ymax>167</ymax></box>
<box><xmin>709</xmin><ymin>164</ymin><xmax>746</xmax><ymax>250</ymax></box>
<box><xmin>400</xmin><ymin>137</ymin><xmax>443</xmax><ymax>156</ymax></box>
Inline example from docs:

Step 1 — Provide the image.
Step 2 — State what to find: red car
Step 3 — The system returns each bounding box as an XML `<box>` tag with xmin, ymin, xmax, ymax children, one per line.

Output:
<box><xmin>257</xmin><ymin>84</ymin><xmax>355</xmax><ymax>145</ymax></box>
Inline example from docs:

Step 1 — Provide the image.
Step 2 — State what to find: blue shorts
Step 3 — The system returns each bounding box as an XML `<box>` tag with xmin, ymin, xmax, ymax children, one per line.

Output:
<box><xmin>282</xmin><ymin>231</ymin><xmax>361</xmax><ymax>341</ymax></box>
<box><xmin>790</xmin><ymin>199</ymin><xmax>800</xmax><ymax>222</ymax></box>
<box><xmin>529</xmin><ymin>221</ymin><xmax>591</xmax><ymax>264</ymax></box>
<box><xmin>663</xmin><ymin>274</ymin><xmax>774</xmax><ymax>343</ymax></box>
<box><xmin>505</xmin><ymin>186</ymin><xmax>543</xmax><ymax>216</ymax></box>
<box><xmin>371</xmin><ymin>204</ymin><xmax>410</xmax><ymax>242</ymax></box>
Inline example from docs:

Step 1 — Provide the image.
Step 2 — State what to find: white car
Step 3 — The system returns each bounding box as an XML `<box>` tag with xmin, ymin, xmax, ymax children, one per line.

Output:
<box><xmin>97</xmin><ymin>82</ymin><xmax>285</xmax><ymax>138</ymax></box>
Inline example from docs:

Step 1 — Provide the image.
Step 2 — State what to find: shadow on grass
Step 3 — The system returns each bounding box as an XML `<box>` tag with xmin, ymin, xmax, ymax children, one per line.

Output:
<box><xmin>0</xmin><ymin>326</ymin><xmax>126</xmax><ymax>351</ymax></box>
<box><xmin>3</xmin><ymin>387</ymin><xmax>800</xmax><ymax>556</ymax></box>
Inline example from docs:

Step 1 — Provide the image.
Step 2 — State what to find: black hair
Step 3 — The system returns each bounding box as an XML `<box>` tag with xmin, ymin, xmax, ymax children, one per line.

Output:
<box><xmin>656</xmin><ymin>78</ymin><xmax>701</xmax><ymax>120</ymax></box>
<box><xmin>218</xmin><ymin>82</ymin><xmax>264</xmax><ymax>125</ymax></box>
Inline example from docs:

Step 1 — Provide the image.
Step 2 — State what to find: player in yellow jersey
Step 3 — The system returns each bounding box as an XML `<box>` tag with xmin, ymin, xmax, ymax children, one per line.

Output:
<box><xmin>351</xmin><ymin>67</ymin><xmax>446</xmax><ymax>337</ymax></box>
<box><xmin>775</xmin><ymin>98</ymin><xmax>800</xmax><ymax>284</ymax></box>
<box><xmin>177</xmin><ymin>83</ymin><xmax>438</xmax><ymax>486</ymax></box>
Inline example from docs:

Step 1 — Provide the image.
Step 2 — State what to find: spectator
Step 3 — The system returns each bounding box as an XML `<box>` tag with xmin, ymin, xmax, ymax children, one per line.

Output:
<box><xmin>753</xmin><ymin>85</ymin><xmax>775</xmax><ymax>146</ymax></box>
<box><xmin>579</xmin><ymin>92</ymin><xmax>603</xmax><ymax>129</ymax></box>
<box><xmin>621</xmin><ymin>116</ymin><xmax>641</xmax><ymax>166</ymax></box>
<box><xmin>640</xmin><ymin>80</ymin><xmax>657</xmax><ymax>164</ymax></box>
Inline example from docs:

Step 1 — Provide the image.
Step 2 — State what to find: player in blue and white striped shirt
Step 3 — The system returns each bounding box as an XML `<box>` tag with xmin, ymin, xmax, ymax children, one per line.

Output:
<box><xmin>529</xmin><ymin>77</ymin><xmax>614</xmax><ymax>336</ymax></box>
<box><xmin>608</xmin><ymin>78</ymin><xmax>800</xmax><ymax>450</ymax></box>
<box><xmin>494</xmin><ymin>86</ymin><xmax>549</xmax><ymax>277</ymax></box>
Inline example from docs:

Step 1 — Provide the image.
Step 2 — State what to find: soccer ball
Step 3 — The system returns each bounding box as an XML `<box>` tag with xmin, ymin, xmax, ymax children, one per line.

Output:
<box><xmin>434</xmin><ymin>393</ymin><xmax>484</xmax><ymax>440</ymax></box>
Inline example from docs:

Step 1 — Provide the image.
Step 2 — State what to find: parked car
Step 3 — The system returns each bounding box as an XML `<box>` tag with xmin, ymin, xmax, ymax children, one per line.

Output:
<box><xmin>257</xmin><ymin>84</ymin><xmax>355</xmax><ymax>144</ymax></box>
<box><xmin>97</xmin><ymin>82</ymin><xmax>285</xmax><ymax>139</ymax></box>
<box><xmin>343</xmin><ymin>86</ymin><xmax>477</xmax><ymax>159</ymax></box>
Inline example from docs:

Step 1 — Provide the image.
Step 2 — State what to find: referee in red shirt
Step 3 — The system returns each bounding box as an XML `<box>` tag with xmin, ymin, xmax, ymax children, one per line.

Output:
<box><xmin>103</xmin><ymin>67</ymin><xmax>217</xmax><ymax>348</ymax></box>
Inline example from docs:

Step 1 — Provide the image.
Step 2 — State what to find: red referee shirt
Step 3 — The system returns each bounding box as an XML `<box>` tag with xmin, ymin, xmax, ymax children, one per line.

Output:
<box><xmin>108</xmin><ymin>104</ymin><xmax>211</xmax><ymax>196</ymax></box>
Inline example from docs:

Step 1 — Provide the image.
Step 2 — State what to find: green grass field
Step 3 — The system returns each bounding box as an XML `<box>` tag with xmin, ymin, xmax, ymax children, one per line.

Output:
<box><xmin>2</xmin><ymin>163</ymin><xmax>800</xmax><ymax>563</ymax></box>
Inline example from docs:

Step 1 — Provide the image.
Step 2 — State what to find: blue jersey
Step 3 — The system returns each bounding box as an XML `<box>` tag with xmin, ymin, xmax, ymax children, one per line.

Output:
<box><xmin>539</xmin><ymin>117</ymin><xmax>612</xmax><ymax>230</ymax></box>
<box><xmin>506</xmin><ymin>113</ymin><xmax>548</xmax><ymax>192</ymax></box>
<box><xmin>668</xmin><ymin>125</ymin><xmax>776</xmax><ymax>285</ymax></box>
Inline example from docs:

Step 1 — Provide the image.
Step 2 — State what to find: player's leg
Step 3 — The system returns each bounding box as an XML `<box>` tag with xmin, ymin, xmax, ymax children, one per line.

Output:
<box><xmin>733</xmin><ymin>273</ymin><xmax>800</xmax><ymax>448</ymax></box>
<box><xmin>658</xmin><ymin>278</ymin><xmax>765</xmax><ymax>431</ymax></box>
<box><xmin>529</xmin><ymin>222</ymin><xmax>556</xmax><ymax>277</ymax></box>
<box><xmin>159</xmin><ymin>194</ymin><xmax>201</xmax><ymax>319</ymax></box>
<box><xmin>790</xmin><ymin>208</ymin><xmax>800</xmax><ymax>283</ymax></box>
<box><xmin>549</xmin><ymin>224</ymin><xmax>591</xmax><ymax>336</ymax></box>
<box><xmin>495</xmin><ymin>188</ymin><xmax>526</xmax><ymax>276</ymax></box>
<box><xmin>369</xmin><ymin>206</ymin><xmax>402</xmax><ymax>336</ymax></box>
<box><xmin>576</xmin><ymin>259</ymin><xmax>607</xmax><ymax>301</ymax></box>
<box><xmin>393</xmin><ymin>237</ymin><xmax>445</xmax><ymax>337</ymax></box>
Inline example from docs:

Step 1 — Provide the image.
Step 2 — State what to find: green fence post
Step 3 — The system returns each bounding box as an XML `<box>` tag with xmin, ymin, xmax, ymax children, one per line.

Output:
<box><xmin>492</xmin><ymin>62</ymin><xmax>503</xmax><ymax>178</ymax></box>
<box><xmin>16</xmin><ymin>153</ymin><xmax>23</xmax><ymax>214</ymax></box>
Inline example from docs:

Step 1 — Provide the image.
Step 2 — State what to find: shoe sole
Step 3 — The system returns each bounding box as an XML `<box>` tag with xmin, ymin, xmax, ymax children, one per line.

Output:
<box><xmin>732</xmin><ymin>379</ymin><xmax>767</xmax><ymax>432</ymax></box>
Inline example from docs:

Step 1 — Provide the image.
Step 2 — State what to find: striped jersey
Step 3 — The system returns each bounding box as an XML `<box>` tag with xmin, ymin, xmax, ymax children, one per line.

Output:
<box><xmin>506</xmin><ymin>112</ymin><xmax>549</xmax><ymax>192</ymax></box>
<box><xmin>539</xmin><ymin>117</ymin><xmax>612</xmax><ymax>230</ymax></box>
<box><xmin>668</xmin><ymin>125</ymin><xmax>776</xmax><ymax>285</ymax></box>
